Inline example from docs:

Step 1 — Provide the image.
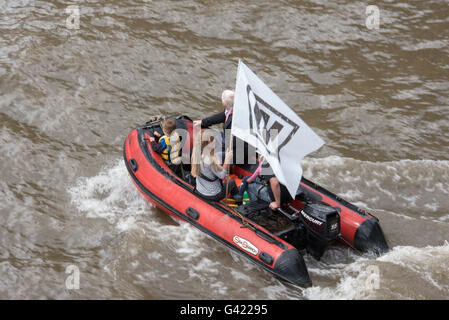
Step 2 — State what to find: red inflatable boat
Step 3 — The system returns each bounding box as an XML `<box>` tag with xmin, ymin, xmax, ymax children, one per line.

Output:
<box><xmin>123</xmin><ymin>115</ymin><xmax>388</xmax><ymax>287</ymax></box>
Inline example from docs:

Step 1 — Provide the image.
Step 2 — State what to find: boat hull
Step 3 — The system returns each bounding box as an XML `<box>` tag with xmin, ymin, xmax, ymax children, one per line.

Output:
<box><xmin>123</xmin><ymin>116</ymin><xmax>388</xmax><ymax>286</ymax></box>
<box><xmin>124</xmin><ymin>126</ymin><xmax>312</xmax><ymax>287</ymax></box>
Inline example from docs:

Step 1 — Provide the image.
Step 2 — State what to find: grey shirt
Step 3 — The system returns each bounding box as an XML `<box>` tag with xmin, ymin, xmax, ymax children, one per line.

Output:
<box><xmin>195</xmin><ymin>156</ymin><xmax>227</xmax><ymax>197</ymax></box>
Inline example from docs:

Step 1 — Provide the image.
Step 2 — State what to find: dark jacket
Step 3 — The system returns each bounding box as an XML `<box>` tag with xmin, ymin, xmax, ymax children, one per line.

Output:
<box><xmin>201</xmin><ymin>110</ymin><xmax>254</xmax><ymax>165</ymax></box>
<box><xmin>201</xmin><ymin>111</ymin><xmax>232</xmax><ymax>131</ymax></box>
<box><xmin>201</xmin><ymin>110</ymin><xmax>235</xmax><ymax>157</ymax></box>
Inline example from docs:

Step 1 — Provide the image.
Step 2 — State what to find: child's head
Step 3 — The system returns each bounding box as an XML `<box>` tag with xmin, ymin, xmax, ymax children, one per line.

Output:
<box><xmin>161</xmin><ymin>118</ymin><xmax>176</xmax><ymax>136</ymax></box>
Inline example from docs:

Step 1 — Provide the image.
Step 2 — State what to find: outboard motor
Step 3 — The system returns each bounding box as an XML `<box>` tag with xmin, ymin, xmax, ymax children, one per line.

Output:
<box><xmin>297</xmin><ymin>202</ymin><xmax>340</xmax><ymax>260</ymax></box>
<box><xmin>240</xmin><ymin>200</ymin><xmax>341</xmax><ymax>261</ymax></box>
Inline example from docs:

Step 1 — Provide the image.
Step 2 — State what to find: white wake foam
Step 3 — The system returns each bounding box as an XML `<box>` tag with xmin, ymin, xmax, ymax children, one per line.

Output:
<box><xmin>68</xmin><ymin>159</ymin><xmax>152</xmax><ymax>228</ymax></box>
<box><xmin>304</xmin><ymin>242</ymin><xmax>449</xmax><ymax>299</ymax></box>
<box><xmin>68</xmin><ymin>158</ymin><xmax>212</xmax><ymax>255</ymax></box>
<box><xmin>301</xmin><ymin>156</ymin><xmax>449</xmax><ymax>219</ymax></box>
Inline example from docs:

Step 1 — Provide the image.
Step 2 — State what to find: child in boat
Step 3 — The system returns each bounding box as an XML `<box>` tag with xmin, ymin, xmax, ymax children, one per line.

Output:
<box><xmin>149</xmin><ymin>118</ymin><xmax>182</xmax><ymax>176</ymax></box>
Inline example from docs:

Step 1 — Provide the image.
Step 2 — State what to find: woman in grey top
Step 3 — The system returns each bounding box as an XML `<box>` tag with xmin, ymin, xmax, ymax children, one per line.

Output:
<box><xmin>191</xmin><ymin>127</ymin><xmax>238</xmax><ymax>201</ymax></box>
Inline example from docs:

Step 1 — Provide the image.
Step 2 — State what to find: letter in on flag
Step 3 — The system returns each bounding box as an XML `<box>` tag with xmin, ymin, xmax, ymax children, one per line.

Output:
<box><xmin>231</xmin><ymin>60</ymin><xmax>325</xmax><ymax>198</ymax></box>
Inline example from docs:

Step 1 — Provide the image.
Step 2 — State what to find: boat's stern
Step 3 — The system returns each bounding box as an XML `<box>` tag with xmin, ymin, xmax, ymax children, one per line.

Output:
<box><xmin>353</xmin><ymin>217</ymin><xmax>389</xmax><ymax>254</ymax></box>
<box><xmin>273</xmin><ymin>249</ymin><xmax>312</xmax><ymax>288</ymax></box>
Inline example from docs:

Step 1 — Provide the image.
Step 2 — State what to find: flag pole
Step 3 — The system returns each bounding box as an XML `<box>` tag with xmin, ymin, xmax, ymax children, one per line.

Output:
<box><xmin>225</xmin><ymin>132</ymin><xmax>233</xmax><ymax>201</ymax></box>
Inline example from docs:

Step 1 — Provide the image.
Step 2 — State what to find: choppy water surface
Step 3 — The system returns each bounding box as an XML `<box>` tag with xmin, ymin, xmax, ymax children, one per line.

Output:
<box><xmin>1</xmin><ymin>0</ymin><xmax>448</xmax><ymax>299</ymax></box>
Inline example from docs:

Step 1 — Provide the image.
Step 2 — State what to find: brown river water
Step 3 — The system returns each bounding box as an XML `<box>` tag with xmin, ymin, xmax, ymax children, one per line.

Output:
<box><xmin>0</xmin><ymin>0</ymin><xmax>448</xmax><ymax>299</ymax></box>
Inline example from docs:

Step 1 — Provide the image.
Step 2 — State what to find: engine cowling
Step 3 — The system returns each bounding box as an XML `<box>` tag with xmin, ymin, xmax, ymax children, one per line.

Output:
<box><xmin>299</xmin><ymin>202</ymin><xmax>340</xmax><ymax>260</ymax></box>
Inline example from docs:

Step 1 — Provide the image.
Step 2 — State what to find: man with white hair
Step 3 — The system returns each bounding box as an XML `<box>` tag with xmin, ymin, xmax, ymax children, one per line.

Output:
<box><xmin>193</xmin><ymin>90</ymin><xmax>235</xmax><ymax>160</ymax></box>
<box><xmin>194</xmin><ymin>89</ymin><xmax>254</xmax><ymax>165</ymax></box>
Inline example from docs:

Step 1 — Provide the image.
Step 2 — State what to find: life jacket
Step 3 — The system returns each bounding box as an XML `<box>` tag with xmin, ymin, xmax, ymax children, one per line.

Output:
<box><xmin>160</xmin><ymin>131</ymin><xmax>182</xmax><ymax>165</ymax></box>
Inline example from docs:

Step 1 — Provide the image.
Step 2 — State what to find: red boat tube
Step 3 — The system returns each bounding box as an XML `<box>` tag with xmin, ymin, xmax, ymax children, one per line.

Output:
<box><xmin>123</xmin><ymin>115</ymin><xmax>388</xmax><ymax>287</ymax></box>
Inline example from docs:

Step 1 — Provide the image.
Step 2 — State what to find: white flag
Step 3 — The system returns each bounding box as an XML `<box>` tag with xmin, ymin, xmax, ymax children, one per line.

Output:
<box><xmin>231</xmin><ymin>60</ymin><xmax>325</xmax><ymax>198</ymax></box>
